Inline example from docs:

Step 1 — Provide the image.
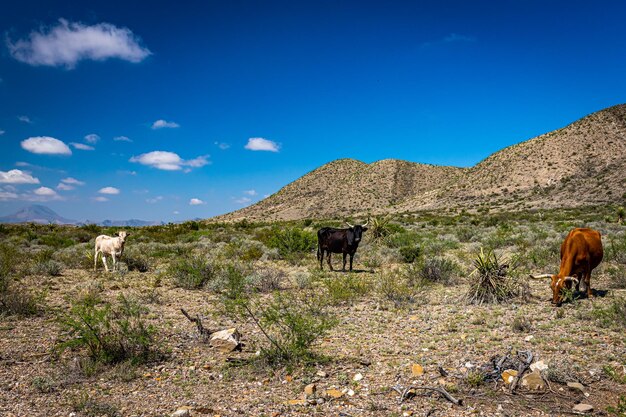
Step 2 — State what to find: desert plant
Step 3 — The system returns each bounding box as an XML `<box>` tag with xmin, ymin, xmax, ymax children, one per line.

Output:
<box><xmin>419</xmin><ymin>257</ymin><xmax>458</xmax><ymax>284</ymax></box>
<box><xmin>58</xmin><ymin>294</ymin><xmax>158</xmax><ymax>365</ymax></box>
<box><xmin>168</xmin><ymin>256</ymin><xmax>217</xmax><ymax>289</ymax></box>
<box><xmin>249</xmin><ymin>268</ymin><xmax>284</xmax><ymax>292</ymax></box>
<box><xmin>323</xmin><ymin>273</ymin><xmax>372</xmax><ymax>305</ymax></box>
<box><xmin>32</xmin><ymin>259</ymin><xmax>64</xmax><ymax>276</ymax></box>
<box><xmin>259</xmin><ymin>227</ymin><xmax>317</xmax><ymax>260</ymax></box>
<box><xmin>466</xmin><ymin>248</ymin><xmax>518</xmax><ymax>304</ymax></box>
<box><xmin>368</xmin><ymin>215</ymin><xmax>392</xmax><ymax>244</ymax></box>
<box><xmin>592</xmin><ymin>297</ymin><xmax>626</xmax><ymax>329</ymax></box>
<box><xmin>123</xmin><ymin>250</ymin><xmax>150</xmax><ymax>272</ymax></box>
<box><xmin>398</xmin><ymin>245</ymin><xmax>421</xmax><ymax>263</ymax></box>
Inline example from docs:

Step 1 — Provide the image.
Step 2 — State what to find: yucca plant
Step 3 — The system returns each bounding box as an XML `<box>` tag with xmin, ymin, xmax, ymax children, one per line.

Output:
<box><xmin>368</xmin><ymin>215</ymin><xmax>391</xmax><ymax>244</ymax></box>
<box><xmin>467</xmin><ymin>248</ymin><xmax>518</xmax><ymax>304</ymax></box>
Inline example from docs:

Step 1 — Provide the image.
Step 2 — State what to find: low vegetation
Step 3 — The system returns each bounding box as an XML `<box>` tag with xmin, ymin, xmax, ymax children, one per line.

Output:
<box><xmin>1</xmin><ymin>206</ymin><xmax>626</xmax><ymax>415</ymax></box>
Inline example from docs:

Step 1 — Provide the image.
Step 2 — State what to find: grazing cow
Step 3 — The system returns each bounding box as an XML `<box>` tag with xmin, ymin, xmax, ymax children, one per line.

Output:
<box><xmin>317</xmin><ymin>221</ymin><xmax>368</xmax><ymax>272</ymax></box>
<box><xmin>530</xmin><ymin>227</ymin><xmax>603</xmax><ymax>306</ymax></box>
<box><xmin>94</xmin><ymin>231</ymin><xmax>129</xmax><ymax>272</ymax></box>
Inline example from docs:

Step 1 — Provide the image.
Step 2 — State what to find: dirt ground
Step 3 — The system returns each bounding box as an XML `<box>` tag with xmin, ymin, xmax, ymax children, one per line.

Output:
<box><xmin>2</xmin><ymin>263</ymin><xmax>625</xmax><ymax>417</ymax></box>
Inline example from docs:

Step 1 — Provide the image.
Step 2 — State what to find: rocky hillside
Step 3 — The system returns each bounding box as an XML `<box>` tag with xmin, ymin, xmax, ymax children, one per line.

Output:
<box><xmin>222</xmin><ymin>159</ymin><xmax>463</xmax><ymax>221</ymax></box>
<box><xmin>397</xmin><ymin>103</ymin><xmax>626</xmax><ymax>212</ymax></box>
<box><xmin>221</xmin><ymin>104</ymin><xmax>626</xmax><ymax>221</ymax></box>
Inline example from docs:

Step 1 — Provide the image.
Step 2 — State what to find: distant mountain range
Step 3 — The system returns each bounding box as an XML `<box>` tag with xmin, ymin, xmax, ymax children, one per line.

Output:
<box><xmin>220</xmin><ymin>103</ymin><xmax>626</xmax><ymax>221</ymax></box>
<box><xmin>0</xmin><ymin>205</ymin><xmax>163</xmax><ymax>227</ymax></box>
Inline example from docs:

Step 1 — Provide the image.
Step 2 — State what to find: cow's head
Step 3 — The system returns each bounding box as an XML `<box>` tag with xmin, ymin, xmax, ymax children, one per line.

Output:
<box><xmin>116</xmin><ymin>231</ymin><xmax>129</xmax><ymax>242</ymax></box>
<box><xmin>530</xmin><ymin>273</ymin><xmax>579</xmax><ymax>306</ymax></box>
<box><xmin>346</xmin><ymin>221</ymin><xmax>368</xmax><ymax>245</ymax></box>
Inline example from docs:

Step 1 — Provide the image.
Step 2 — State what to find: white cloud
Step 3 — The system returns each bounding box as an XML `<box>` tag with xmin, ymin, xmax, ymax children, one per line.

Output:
<box><xmin>56</xmin><ymin>182</ymin><xmax>74</xmax><ymax>191</ymax></box>
<box><xmin>84</xmin><ymin>133</ymin><xmax>100</xmax><ymax>143</ymax></box>
<box><xmin>0</xmin><ymin>169</ymin><xmax>40</xmax><ymax>184</ymax></box>
<box><xmin>151</xmin><ymin>119</ymin><xmax>180</xmax><ymax>129</ymax></box>
<box><xmin>146</xmin><ymin>196</ymin><xmax>163</xmax><ymax>204</ymax></box>
<box><xmin>0</xmin><ymin>130</ymin><xmax>5</xmax><ymax>135</ymax></box>
<box><xmin>21</xmin><ymin>136</ymin><xmax>72</xmax><ymax>155</ymax></box>
<box><xmin>61</xmin><ymin>177</ymin><xmax>85</xmax><ymax>185</ymax></box>
<box><xmin>18</xmin><ymin>115</ymin><xmax>32</xmax><ymax>124</ymax></box>
<box><xmin>93</xmin><ymin>196</ymin><xmax>108</xmax><ymax>202</ymax></box>
<box><xmin>34</xmin><ymin>186</ymin><xmax>57</xmax><ymax>196</ymax></box>
<box><xmin>71</xmin><ymin>142</ymin><xmax>95</xmax><ymax>151</ymax></box>
<box><xmin>99</xmin><ymin>186</ymin><xmax>120</xmax><ymax>195</ymax></box>
<box><xmin>129</xmin><ymin>151</ymin><xmax>209</xmax><ymax>171</ymax></box>
<box><xmin>235</xmin><ymin>197</ymin><xmax>252</xmax><ymax>204</ymax></box>
<box><xmin>114</xmin><ymin>135</ymin><xmax>132</xmax><ymax>142</ymax></box>
<box><xmin>7</xmin><ymin>19</ymin><xmax>151</xmax><ymax>68</ymax></box>
<box><xmin>189</xmin><ymin>198</ymin><xmax>205</xmax><ymax>205</ymax></box>
<box><xmin>0</xmin><ymin>190</ymin><xmax>19</xmax><ymax>200</ymax></box>
<box><xmin>244</xmin><ymin>137</ymin><xmax>280</xmax><ymax>152</ymax></box>
<box><xmin>243</xmin><ymin>189</ymin><xmax>257</xmax><ymax>196</ymax></box>
<box><xmin>214</xmin><ymin>141</ymin><xmax>230</xmax><ymax>150</ymax></box>
<box><xmin>173</xmin><ymin>210</ymin><xmax>180</xmax><ymax>215</ymax></box>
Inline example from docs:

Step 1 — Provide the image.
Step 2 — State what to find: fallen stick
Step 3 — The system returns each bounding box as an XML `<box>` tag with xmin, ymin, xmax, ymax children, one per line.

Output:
<box><xmin>510</xmin><ymin>350</ymin><xmax>534</xmax><ymax>393</ymax></box>
<box><xmin>180</xmin><ymin>308</ymin><xmax>211</xmax><ymax>338</ymax></box>
<box><xmin>392</xmin><ymin>384</ymin><xmax>463</xmax><ymax>406</ymax></box>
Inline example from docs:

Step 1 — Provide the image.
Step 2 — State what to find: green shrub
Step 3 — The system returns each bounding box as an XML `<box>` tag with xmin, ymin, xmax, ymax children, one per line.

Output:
<box><xmin>123</xmin><ymin>251</ymin><xmax>150</xmax><ymax>272</ymax></box>
<box><xmin>375</xmin><ymin>269</ymin><xmax>422</xmax><ymax>307</ymax></box>
<box><xmin>399</xmin><ymin>245</ymin><xmax>421</xmax><ymax>263</ymax></box>
<box><xmin>249</xmin><ymin>268</ymin><xmax>284</xmax><ymax>292</ymax></box>
<box><xmin>32</xmin><ymin>260</ymin><xmax>64</xmax><ymax>276</ymax></box>
<box><xmin>419</xmin><ymin>257</ymin><xmax>458</xmax><ymax>284</ymax></box>
<box><xmin>323</xmin><ymin>273</ymin><xmax>372</xmax><ymax>305</ymax></box>
<box><xmin>168</xmin><ymin>256</ymin><xmax>216</xmax><ymax>289</ymax></box>
<box><xmin>58</xmin><ymin>294</ymin><xmax>158</xmax><ymax>365</ymax></box>
<box><xmin>258</xmin><ymin>227</ymin><xmax>317</xmax><ymax>259</ymax></box>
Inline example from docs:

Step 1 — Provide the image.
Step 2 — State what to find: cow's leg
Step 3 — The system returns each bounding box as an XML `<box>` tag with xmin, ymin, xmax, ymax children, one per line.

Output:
<box><xmin>342</xmin><ymin>253</ymin><xmax>347</xmax><ymax>272</ymax></box>
<box><xmin>349</xmin><ymin>253</ymin><xmax>354</xmax><ymax>271</ymax></box>
<box><xmin>327</xmin><ymin>252</ymin><xmax>333</xmax><ymax>271</ymax></box>
<box><xmin>111</xmin><ymin>253</ymin><xmax>117</xmax><ymax>272</ymax></box>
<box><xmin>320</xmin><ymin>249</ymin><xmax>324</xmax><ymax>270</ymax></box>
<box><xmin>94</xmin><ymin>248</ymin><xmax>99</xmax><ymax>271</ymax></box>
<box><xmin>101</xmin><ymin>255</ymin><xmax>109</xmax><ymax>272</ymax></box>
<box><xmin>584</xmin><ymin>270</ymin><xmax>592</xmax><ymax>298</ymax></box>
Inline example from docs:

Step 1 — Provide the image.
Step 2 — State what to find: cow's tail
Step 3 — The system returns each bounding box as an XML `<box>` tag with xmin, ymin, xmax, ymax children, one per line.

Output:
<box><xmin>316</xmin><ymin>240</ymin><xmax>321</xmax><ymax>261</ymax></box>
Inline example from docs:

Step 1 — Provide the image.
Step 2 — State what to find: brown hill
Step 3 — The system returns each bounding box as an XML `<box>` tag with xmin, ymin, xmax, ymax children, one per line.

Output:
<box><xmin>221</xmin><ymin>159</ymin><xmax>463</xmax><ymax>221</ymax></box>
<box><xmin>396</xmin><ymin>103</ymin><xmax>626</xmax><ymax>212</ymax></box>
<box><xmin>220</xmin><ymin>104</ymin><xmax>626</xmax><ymax>221</ymax></box>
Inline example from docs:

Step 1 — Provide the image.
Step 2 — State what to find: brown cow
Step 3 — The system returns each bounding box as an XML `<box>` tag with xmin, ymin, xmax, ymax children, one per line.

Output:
<box><xmin>530</xmin><ymin>228</ymin><xmax>603</xmax><ymax>305</ymax></box>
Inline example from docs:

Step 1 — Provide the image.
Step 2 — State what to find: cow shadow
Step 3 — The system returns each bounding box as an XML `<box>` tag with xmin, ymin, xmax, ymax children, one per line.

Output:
<box><xmin>330</xmin><ymin>269</ymin><xmax>375</xmax><ymax>274</ymax></box>
<box><xmin>590</xmin><ymin>288</ymin><xmax>609</xmax><ymax>298</ymax></box>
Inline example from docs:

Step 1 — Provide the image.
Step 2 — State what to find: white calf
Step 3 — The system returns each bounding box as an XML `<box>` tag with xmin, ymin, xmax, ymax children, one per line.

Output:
<box><xmin>94</xmin><ymin>231</ymin><xmax>129</xmax><ymax>272</ymax></box>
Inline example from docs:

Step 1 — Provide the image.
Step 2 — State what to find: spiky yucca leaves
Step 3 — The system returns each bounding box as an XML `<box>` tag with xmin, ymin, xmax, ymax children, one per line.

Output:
<box><xmin>467</xmin><ymin>248</ymin><xmax>518</xmax><ymax>304</ymax></box>
<box><xmin>368</xmin><ymin>215</ymin><xmax>392</xmax><ymax>244</ymax></box>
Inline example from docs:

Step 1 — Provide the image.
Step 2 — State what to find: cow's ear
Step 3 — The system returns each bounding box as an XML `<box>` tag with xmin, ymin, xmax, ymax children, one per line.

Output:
<box><xmin>347</xmin><ymin>230</ymin><xmax>354</xmax><ymax>246</ymax></box>
<box><xmin>115</xmin><ymin>231</ymin><xmax>120</xmax><ymax>236</ymax></box>
<box><xmin>362</xmin><ymin>227</ymin><xmax>368</xmax><ymax>232</ymax></box>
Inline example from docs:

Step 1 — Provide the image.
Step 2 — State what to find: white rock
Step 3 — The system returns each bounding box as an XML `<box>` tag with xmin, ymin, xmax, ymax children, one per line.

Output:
<box><xmin>530</xmin><ymin>360</ymin><xmax>549</xmax><ymax>372</ymax></box>
<box><xmin>353</xmin><ymin>373</ymin><xmax>363</xmax><ymax>382</ymax></box>
<box><xmin>572</xmin><ymin>403</ymin><xmax>593</xmax><ymax>413</ymax></box>
<box><xmin>209</xmin><ymin>328</ymin><xmax>240</xmax><ymax>353</ymax></box>
<box><xmin>524</xmin><ymin>335</ymin><xmax>534</xmax><ymax>342</ymax></box>
<box><xmin>172</xmin><ymin>409</ymin><xmax>190</xmax><ymax>417</ymax></box>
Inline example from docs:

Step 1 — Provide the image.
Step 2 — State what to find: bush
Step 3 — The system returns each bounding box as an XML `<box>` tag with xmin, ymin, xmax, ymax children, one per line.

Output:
<box><xmin>58</xmin><ymin>294</ymin><xmax>158</xmax><ymax>365</ymax></box>
<box><xmin>32</xmin><ymin>260</ymin><xmax>64</xmax><ymax>276</ymax></box>
<box><xmin>399</xmin><ymin>246</ymin><xmax>421</xmax><ymax>263</ymax></box>
<box><xmin>168</xmin><ymin>256</ymin><xmax>217</xmax><ymax>289</ymax></box>
<box><xmin>375</xmin><ymin>269</ymin><xmax>423</xmax><ymax>307</ymax></box>
<box><xmin>226</xmin><ymin>290</ymin><xmax>336</xmax><ymax>366</ymax></box>
<box><xmin>123</xmin><ymin>251</ymin><xmax>150</xmax><ymax>272</ymax></box>
<box><xmin>258</xmin><ymin>227</ymin><xmax>317</xmax><ymax>259</ymax></box>
<box><xmin>466</xmin><ymin>248</ymin><xmax>518</xmax><ymax>304</ymax></box>
<box><xmin>323</xmin><ymin>273</ymin><xmax>372</xmax><ymax>305</ymax></box>
<box><xmin>419</xmin><ymin>257</ymin><xmax>458</xmax><ymax>284</ymax></box>
<box><xmin>249</xmin><ymin>268</ymin><xmax>284</xmax><ymax>292</ymax></box>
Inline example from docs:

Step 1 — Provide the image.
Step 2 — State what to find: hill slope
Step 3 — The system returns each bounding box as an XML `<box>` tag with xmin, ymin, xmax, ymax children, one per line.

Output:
<box><xmin>222</xmin><ymin>159</ymin><xmax>463</xmax><ymax>221</ymax></box>
<box><xmin>221</xmin><ymin>104</ymin><xmax>626</xmax><ymax>221</ymax></box>
<box><xmin>0</xmin><ymin>205</ymin><xmax>76</xmax><ymax>225</ymax></box>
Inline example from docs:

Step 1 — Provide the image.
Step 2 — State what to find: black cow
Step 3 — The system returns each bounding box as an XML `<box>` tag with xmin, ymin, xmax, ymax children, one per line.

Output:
<box><xmin>317</xmin><ymin>222</ymin><xmax>368</xmax><ymax>271</ymax></box>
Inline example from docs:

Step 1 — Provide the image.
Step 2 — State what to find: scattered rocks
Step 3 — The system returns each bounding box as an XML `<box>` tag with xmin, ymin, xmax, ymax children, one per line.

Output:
<box><xmin>520</xmin><ymin>371</ymin><xmax>545</xmax><ymax>391</ymax></box>
<box><xmin>172</xmin><ymin>408</ymin><xmax>191</xmax><ymax>417</ymax></box>
<box><xmin>304</xmin><ymin>384</ymin><xmax>316</xmax><ymax>396</ymax></box>
<box><xmin>567</xmin><ymin>382</ymin><xmax>585</xmax><ymax>392</ymax></box>
<box><xmin>524</xmin><ymin>335</ymin><xmax>534</xmax><ymax>342</ymax></box>
<box><xmin>530</xmin><ymin>360</ymin><xmax>548</xmax><ymax>372</ymax></box>
<box><xmin>316</xmin><ymin>370</ymin><xmax>328</xmax><ymax>378</ymax></box>
<box><xmin>572</xmin><ymin>403</ymin><xmax>594</xmax><ymax>413</ymax></box>
<box><xmin>411</xmin><ymin>363</ymin><xmax>424</xmax><ymax>377</ymax></box>
<box><xmin>285</xmin><ymin>399</ymin><xmax>306</xmax><ymax>406</ymax></box>
<box><xmin>209</xmin><ymin>328</ymin><xmax>240</xmax><ymax>353</ymax></box>
<box><xmin>353</xmin><ymin>373</ymin><xmax>363</xmax><ymax>382</ymax></box>
<box><xmin>326</xmin><ymin>388</ymin><xmax>344</xmax><ymax>399</ymax></box>
<box><xmin>501</xmin><ymin>369</ymin><xmax>518</xmax><ymax>384</ymax></box>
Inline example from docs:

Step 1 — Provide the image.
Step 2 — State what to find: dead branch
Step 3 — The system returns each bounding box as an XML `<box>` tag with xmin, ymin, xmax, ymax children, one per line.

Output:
<box><xmin>509</xmin><ymin>350</ymin><xmax>533</xmax><ymax>393</ymax></box>
<box><xmin>392</xmin><ymin>384</ymin><xmax>463</xmax><ymax>406</ymax></box>
<box><xmin>180</xmin><ymin>308</ymin><xmax>211</xmax><ymax>338</ymax></box>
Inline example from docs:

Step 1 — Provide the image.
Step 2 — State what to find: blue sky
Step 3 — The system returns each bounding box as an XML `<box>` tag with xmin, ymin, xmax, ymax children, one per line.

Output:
<box><xmin>1</xmin><ymin>1</ymin><xmax>626</xmax><ymax>221</ymax></box>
